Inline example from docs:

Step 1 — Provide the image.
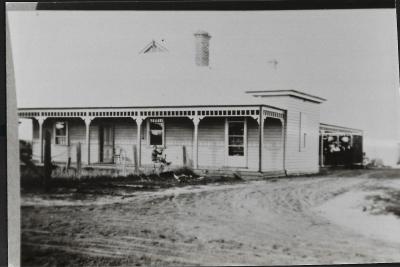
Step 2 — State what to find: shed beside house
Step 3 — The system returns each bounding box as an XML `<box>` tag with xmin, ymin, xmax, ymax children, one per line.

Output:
<box><xmin>319</xmin><ymin>123</ymin><xmax>363</xmax><ymax>167</ymax></box>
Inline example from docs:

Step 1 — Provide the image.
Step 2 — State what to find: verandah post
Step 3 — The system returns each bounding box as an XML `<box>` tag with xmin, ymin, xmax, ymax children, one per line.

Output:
<box><xmin>43</xmin><ymin>130</ymin><xmax>52</xmax><ymax>191</ymax></box>
<box><xmin>84</xmin><ymin>117</ymin><xmax>92</xmax><ymax>165</ymax></box>
<box><xmin>136</xmin><ymin>118</ymin><xmax>143</xmax><ymax>168</ymax></box>
<box><xmin>280</xmin><ymin>117</ymin><xmax>286</xmax><ymax>174</ymax></box>
<box><xmin>259</xmin><ymin>107</ymin><xmax>264</xmax><ymax>173</ymax></box>
<box><xmin>133</xmin><ymin>144</ymin><xmax>138</xmax><ymax>173</ymax></box>
<box><xmin>37</xmin><ymin>117</ymin><xmax>46</xmax><ymax>163</ymax></box>
<box><xmin>319</xmin><ymin>131</ymin><xmax>324</xmax><ymax>167</ymax></box>
<box><xmin>76</xmin><ymin>142</ymin><xmax>82</xmax><ymax>177</ymax></box>
<box><xmin>192</xmin><ymin>117</ymin><xmax>200</xmax><ymax>169</ymax></box>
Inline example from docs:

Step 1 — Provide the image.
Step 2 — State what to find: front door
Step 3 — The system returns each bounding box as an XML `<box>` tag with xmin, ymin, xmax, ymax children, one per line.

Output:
<box><xmin>99</xmin><ymin>124</ymin><xmax>114</xmax><ymax>163</ymax></box>
<box><xmin>226</xmin><ymin>118</ymin><xmax>247</xmax><ymax>167</ymax></box>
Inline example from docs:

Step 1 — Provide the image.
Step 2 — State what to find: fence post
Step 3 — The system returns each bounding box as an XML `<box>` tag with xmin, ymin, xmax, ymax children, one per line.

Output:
<box><xmin>133</xmin><ymin>145</ymin><xmax>138</xmax><ymax>174</ymax></box>
<box><xmin>182</xmin><ymin>145</ymin><xmax>187</xmax><ymax>166</ymax></box>
<box><xmin>43</xmin><ymin>130</ymin><xmax>52</xmax><ymax>191</ymax></box>
<box><xmin>77</xmin><ymin>142</ymin><xmax>82</xmax><ymax>177</ymax></box>
<box><xmin>66</xmin><ymin>145</ymin><xmax>71</xmax><ymax>170</ymax></box>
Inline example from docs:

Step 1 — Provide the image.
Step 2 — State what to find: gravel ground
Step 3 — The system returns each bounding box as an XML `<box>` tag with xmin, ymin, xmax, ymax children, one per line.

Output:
<box><xmin>21</xmin><ymin>171</ymin><xmax>400</xmax><ymax>266</ymax></box>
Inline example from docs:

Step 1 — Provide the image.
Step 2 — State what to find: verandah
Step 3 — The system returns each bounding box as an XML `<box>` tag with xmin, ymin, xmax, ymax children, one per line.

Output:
<box><xmin>19</xmin><ymin>105</ymin><xmax>285</xmax><ymax>172</ymax></box>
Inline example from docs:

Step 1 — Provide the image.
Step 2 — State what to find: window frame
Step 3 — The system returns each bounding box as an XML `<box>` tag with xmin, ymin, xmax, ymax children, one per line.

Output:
<box><xmin>147</xmin><ymin>118</ymin><xmax>165</xmax><ymax>147</ymax></box>
<box><xmin>53</xmin><ymin>121</ymin><xmax>69</xmax><ymax>146</ymax></box>
<box><xmin>299</xmin><ymin>112</ymin><xmax>308</xmax><ymax>152</ymax></box>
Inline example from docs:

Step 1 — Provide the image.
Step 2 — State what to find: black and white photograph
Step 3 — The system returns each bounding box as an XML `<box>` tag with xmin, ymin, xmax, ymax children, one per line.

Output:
<box><xmin>5</xmin><ymin>1</ymin><xmax>400</xmax><ymax>266</ymax></box>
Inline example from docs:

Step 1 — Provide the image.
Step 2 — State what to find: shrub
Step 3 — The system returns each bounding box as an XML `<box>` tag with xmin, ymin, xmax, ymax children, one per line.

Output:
<box><xmin>172</xmin><ymin>166</ymin><xmax>199</xmax><ymax>178</ymax></box>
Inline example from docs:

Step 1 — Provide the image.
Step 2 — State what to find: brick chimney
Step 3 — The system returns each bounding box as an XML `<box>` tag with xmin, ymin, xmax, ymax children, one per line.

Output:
<box><xmin>194</xmin><ymin>30</ymin><xmax>211</xmax><ymax>67</ymax></box>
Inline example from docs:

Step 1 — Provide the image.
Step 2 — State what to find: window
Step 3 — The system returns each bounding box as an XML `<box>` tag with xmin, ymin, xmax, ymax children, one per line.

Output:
<box><xmin>299</xmin><ymin>112</ymin><xmax>308</xmax><ymax>151</ymax></box>
<box><xmin>54</xmin><ymin>121</ymin><xmax>68</xmax><ymax>145</ymax></box>
<box><xmin>148</xmin><ymin>118</ymin><xmax>164</xmax><ymax>146</ymax></box>
<box><xmin>228</xmin><ymin>120</ymin><xmax>245</xmax><ymax>156</ymax></box>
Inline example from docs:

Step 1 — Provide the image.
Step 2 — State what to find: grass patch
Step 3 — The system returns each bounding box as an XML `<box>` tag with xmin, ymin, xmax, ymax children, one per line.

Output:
<box><xmin>368</xmin><ymin>169</ymin><xmax>400</xmax><ymax>179</ymax></box>
<box><xmin>385</xmin><ymin>206</ymin><xmax>400</xmax><ymax>217</ymax></box>
<box><xmin>21</xmin><ymin>244</ymin><xmax>171</xmax><ymax>267</ymax></box>
<box><xmin>365</xmin><ymin>190</ymin><xmax>400</xmax><ymax>218</ymax></box>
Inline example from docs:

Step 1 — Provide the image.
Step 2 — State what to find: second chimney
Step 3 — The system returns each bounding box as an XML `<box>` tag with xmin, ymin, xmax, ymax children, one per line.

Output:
<box><xmin>194</xmin><ymin>30</ymin><xmax>211</xmax><ymax>67</ymax></box>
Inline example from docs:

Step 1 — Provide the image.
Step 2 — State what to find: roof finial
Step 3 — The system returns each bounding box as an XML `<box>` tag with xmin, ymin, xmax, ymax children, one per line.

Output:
<box><xmin>268</xmin><ymin>59</ymin><xmax>278</xmax><ymax>70</ymax></box>
<box><xmin>139</xmin><ymin>40</ymin><xmax>168</xmax><ymax>54</ymax></box>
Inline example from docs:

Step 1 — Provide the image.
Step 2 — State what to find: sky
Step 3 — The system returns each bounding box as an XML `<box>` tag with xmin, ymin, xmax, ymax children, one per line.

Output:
<box><xmin>7</xmin><ymin>9</ymin><xmax>400</xmax><ymax>163</ymax></box>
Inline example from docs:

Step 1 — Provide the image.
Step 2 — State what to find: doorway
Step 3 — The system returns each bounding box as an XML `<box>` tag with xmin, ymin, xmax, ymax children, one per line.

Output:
<box><xmin>226</xmin><ymin>118</ymin><xmax>247</xmax><ymax>167</ymax></box>
<box><xmin>99</xmin><ymin>124</ymin><xmax>114</xmax><ymax>163</ymax></box>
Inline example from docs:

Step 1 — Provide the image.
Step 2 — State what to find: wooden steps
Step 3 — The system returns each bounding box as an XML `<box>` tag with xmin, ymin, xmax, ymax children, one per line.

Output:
<box><xmin>194</xmin><ymin>169</ymin><xmax>287</xmax><ymax>180</ymax></box>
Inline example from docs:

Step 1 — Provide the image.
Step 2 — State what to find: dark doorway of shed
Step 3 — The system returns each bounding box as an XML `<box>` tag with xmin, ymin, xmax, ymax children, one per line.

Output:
<box><xmin>320</xmin><ymin>134</ymin><xmax>363</xmax><ymax>167</ymax></box>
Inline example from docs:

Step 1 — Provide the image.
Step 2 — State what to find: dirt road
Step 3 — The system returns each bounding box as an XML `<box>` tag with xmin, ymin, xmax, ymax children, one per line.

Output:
<box><xmin>22</xmin><ymin>174</ymin><xmax>400</xmax><ymax>266</ymax></box>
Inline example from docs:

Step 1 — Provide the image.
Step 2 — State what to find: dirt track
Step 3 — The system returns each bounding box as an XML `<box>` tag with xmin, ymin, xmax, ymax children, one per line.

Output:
<box><xmin>22</xmin><ymin>174</ymin><xmax>400</xmax><ymax>266</ymax></box>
